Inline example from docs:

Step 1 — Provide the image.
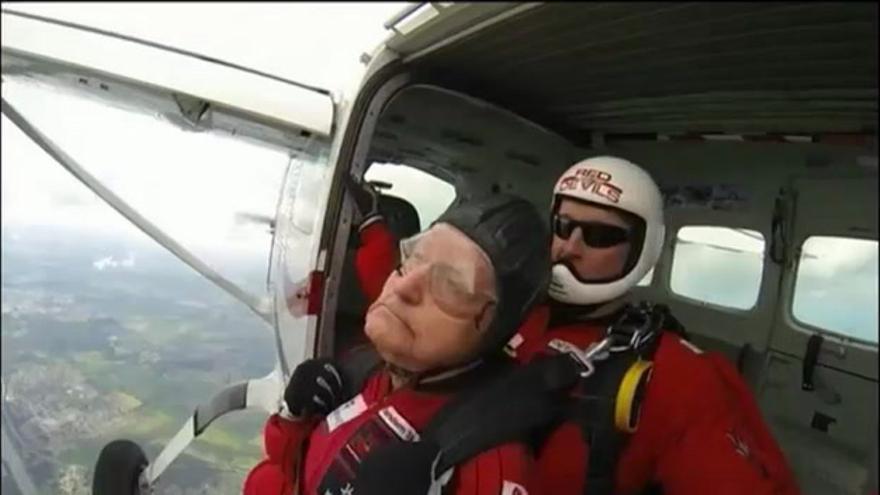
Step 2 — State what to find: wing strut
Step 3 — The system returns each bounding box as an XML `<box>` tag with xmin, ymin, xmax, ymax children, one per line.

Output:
<box><xmin>1</xmin><ymin>96</ymin><xmax>274</xmax><ymax>326</ymax></box>
<box><xmin>142</xmin><ymin>371</ymin><xmax>284</xmax><ymax>485</ymax></box>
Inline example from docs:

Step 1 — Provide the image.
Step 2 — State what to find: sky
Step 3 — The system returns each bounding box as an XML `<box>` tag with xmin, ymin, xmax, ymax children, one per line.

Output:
<box><xmin>1</xmin><ymin>2</ymin><xmax>408</xmax><ymax>247</ymax></box>
<box><xmin>1</xmin><ymin>2</ymin><xmax>408</xmax><ymax>92</ymax></box>
<box><xmin>2</xmin><ymin>77</ymin><xmax>289</xmax><ymax>256</ymax></box>
<box><xmin>1</xmin><ymin>2</ymin><xmax>409</xmax><ymax>296</ymax></box>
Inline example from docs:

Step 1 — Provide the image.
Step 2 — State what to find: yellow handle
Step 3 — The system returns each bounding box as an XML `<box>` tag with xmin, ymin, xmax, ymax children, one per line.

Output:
<box><xmin>614</xmin><ymin>360</ymin><xmax>654</xmax><ymax>433</ymax></box>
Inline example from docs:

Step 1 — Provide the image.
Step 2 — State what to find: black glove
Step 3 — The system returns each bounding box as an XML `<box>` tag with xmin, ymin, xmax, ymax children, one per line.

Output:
<box><xmin>355</xmin><ymin>440</ymin><xmax>444</xmax><ymax>495</ymax></box>
<box><xmin>342</xmin><ymin>174</ymin><xmax>381</xmax><ymax>229</ymax></box>
<box><xmin>283</xmin><ymin>358</ymin><xmax>346</xmax><ymax>418</ymax></box>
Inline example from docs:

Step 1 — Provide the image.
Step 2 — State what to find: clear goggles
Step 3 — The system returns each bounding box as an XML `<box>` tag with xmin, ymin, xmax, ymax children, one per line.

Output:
<box><xmin>397</xmin><ymin>231</ymin><xmax>497</xmax><ymax>319</ymax></box>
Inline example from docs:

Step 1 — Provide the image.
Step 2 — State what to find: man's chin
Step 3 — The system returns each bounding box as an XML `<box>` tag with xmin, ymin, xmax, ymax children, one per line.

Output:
<box><xmin>365</xmin><ymin>309</ymin><xmax>412</xmax><ymax>352</ymax></box>
<box><xmin>368</xmin><ymin>328</ymin><xmax>440</xmax><ymax>375</ymax></box>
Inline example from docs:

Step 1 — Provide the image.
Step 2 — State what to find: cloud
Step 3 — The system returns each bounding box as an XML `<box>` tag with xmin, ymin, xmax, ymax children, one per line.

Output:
<box><xmin>798</xmin><ymin>237</ymin><xmax>877</xmax><ymax>279</ymax></box>
<box><xmin>92</xmin><ymin>256</ymin><xmax>115</xmax><ymax>271</ymax></box>
<box><xmin>671</xmin><ymin>243</ymin><xmax>764</xmax><ymax>310</ymax></box>
<box><xmin>677</xmin><ymin>226</ymin><xmax>765</xmax><ymax>254</ymax></box>
<box><xmin>92</xmin><ymin>252</ymin><xmax>136</xmax><ymax>271</ymax></box>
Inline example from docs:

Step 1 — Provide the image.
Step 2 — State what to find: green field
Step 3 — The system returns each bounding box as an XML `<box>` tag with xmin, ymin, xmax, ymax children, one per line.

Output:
<box><xmin>56</xmin><ymin>402</ymin><xmax>265</xmax><ymax>490</ymax></box>
<box><xmin>71</xmin><ymin>351</ymin><xmax>117</xmax><ymax>375</ymax></box>
<box><xmin>2</xmin><ymin>245</ymin><xmax>279</xmax><ymax>493</ymax></box>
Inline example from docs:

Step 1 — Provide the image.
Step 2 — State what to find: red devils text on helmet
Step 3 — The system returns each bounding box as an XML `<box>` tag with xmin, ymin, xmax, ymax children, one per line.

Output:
<box><xmin>558</xmin><ymin>168</ymin><xmax>622</xmax><ymax>203</ymax></box>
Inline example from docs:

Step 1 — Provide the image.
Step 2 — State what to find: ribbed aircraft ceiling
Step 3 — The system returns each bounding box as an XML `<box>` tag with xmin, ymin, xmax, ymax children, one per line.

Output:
<box><xmin>409</xmin><ymin>2</ymin><xmax>878</xmax><ymax>142</ymax></box>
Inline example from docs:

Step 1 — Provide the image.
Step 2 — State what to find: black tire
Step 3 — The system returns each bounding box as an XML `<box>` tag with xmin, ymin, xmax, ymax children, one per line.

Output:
<box><xmin>92</xmin><ymin>439</ymin><xmax>148</xmax><ymax>495</ymax></box>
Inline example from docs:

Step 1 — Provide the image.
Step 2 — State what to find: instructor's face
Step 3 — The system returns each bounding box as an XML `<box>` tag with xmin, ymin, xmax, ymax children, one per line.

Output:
<box><xmin>364</xmin><ymin>224</ymin><xmax>497</xmax><ymax>373</ymax></box>
<box><xmin>551</xmin><ymin>199</ymin><xmax>632</xmax><ymax>281</ymax></box>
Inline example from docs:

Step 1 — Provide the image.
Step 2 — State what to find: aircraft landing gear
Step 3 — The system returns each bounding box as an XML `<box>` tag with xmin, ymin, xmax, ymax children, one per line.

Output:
<box><xmin>92</xmin><ymin>439</ymin><xmax>149</xmax><ymax>495</ymax></box>
<box><xmin>90</xmin><ymin>372</ymin><xmax>284</xmax><ymax>494</ymax></box>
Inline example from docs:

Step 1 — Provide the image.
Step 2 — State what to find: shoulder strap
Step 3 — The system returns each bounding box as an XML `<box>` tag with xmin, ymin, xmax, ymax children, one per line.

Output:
<box><xmin>573</xmin><ymin>349</ymin><xmax>640</xmax><ymax>495</ymax></box>
<box><xmin>422</xmin><ymin>353</ymin><xmax>581</xmax><ymax>475</ymax></box>
<box><xmin>337</xmin><ymin>345</ymin><xmax>383</xmax><ymax>399</ymax></box>
<box><xmin>654</xmin><ymin>303</ymin><xmax>688</xmax><ymax>340</ymax></box>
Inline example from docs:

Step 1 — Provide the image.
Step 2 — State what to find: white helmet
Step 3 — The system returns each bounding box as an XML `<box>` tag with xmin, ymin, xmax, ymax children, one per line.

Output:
<box><xmin>548</xmin><ymin>156</ymin><xmax>665</xmax><ymax>305</ymax></box>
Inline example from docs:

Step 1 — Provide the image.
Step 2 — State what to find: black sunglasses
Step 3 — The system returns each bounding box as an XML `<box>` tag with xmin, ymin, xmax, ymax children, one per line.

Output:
<box><xmin>552</xmin><ymin>214</ymin><xmax>630</xmax><ymax>248</ymax></box>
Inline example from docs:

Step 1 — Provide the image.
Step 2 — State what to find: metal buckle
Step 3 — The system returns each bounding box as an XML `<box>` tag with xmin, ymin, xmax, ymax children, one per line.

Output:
<box><xmin>549</xmin><ymin>337</ymin><xmax>614</xmax><ymax>378</ymax></box>
<box><xmin>606</xmin><ymin>303</ymin><xmax>658</xmax><ymax>354</ymax></box>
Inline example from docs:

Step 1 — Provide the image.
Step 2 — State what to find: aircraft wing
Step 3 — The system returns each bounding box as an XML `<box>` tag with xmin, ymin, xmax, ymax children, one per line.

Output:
<box><xmin>1</xmin><ymin>7</ymin><xmax>335</xmax><ymax>325</ymax></box>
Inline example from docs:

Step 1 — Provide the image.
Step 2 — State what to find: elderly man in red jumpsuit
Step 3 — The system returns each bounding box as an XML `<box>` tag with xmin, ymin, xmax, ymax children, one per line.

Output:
<box><xmin>244</xmin><ymin>194</ymin><xmax>551</xmax><ymax>495</ymax></box>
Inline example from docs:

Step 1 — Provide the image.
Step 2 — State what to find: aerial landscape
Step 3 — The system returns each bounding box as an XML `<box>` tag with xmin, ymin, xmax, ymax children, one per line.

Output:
<box><xmin>2</xmin><ymin>224</ymin><xmax>278</xmax><ymax>494</ymax></box>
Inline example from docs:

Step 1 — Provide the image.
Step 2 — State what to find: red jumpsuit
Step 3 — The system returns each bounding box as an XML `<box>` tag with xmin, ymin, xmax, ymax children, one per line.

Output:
<box><xmin>347</xmin><ymin>221</ymin><xmax>801</xmax><ymax>495</ymax></box>
<box><xmin>244</xmin><ymin>367</ymin><xmax>537</xmax><ymax>495</ymax></box>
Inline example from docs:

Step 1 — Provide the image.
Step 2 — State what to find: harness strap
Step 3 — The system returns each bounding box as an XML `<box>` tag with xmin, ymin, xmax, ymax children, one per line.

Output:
<box><xmin>423</xmin><ymin>354</ymin><xmax>580</xmax><ymax>474</ymax></box>
<box><xmin>344</xmin><ymin>303</ymin><xmax>686</xmax><ymax>494</ymax></box>
<box><xmin>575</xmin><ymin>302</ymin><xmax>683</xmax><ymax>495</ymax></box>
<box><xmin>574</xmin><ymin>345</ymin><xmax>643</xmax><ymax>495</ymax></box>
<box><xmin>337</xmin><ymin>345</ymin><xmax>383</xmax><ymax>399</ymax></box>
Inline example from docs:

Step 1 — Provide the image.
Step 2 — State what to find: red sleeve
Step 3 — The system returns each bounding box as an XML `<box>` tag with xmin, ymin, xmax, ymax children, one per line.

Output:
<box><xmin>450</xmin><ymin>442</ymin><xmax>537</xmax><ymax>495</ymax></box>
<box><xmin>242</xmin><ymin>414</ymin><xmax>319</xmax><ymax>495</ymax></box>
<box><xmin>355</xmin><ymin>220</ymin><xmax>398</xmax><ymax>303</ymax></box>
<box><xmin>704</xmin><ymin>353</ymin><xmax>801</xmax><ymax>495</ymax></box>
<box><xmin>505</xmin><ymin>305</ymin><xmax>552</xmax><ymax>364</ymax></box>
<box><xmin>651</xmin><ymin>344</ymin><xmax>800</xmax><ymax>495</ymax></box>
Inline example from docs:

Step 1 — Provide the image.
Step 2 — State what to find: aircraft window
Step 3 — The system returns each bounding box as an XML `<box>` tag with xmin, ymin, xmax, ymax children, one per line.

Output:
<box><xmin>364</xmin><ymin>162</ymin><xmax>457</xmax><ymax>230</ymax></box>
<box><xmin>2</xmin><ymin>84</ymin><xmax>279</xmax><ymax>491</ymax></box>
<box><xmin>669</xmin><ymin>226</ymin><xmax>766</xmax><ymax>311</ymax></box>
<box><xmin>792</xmin><ymin>236</ymin><xmax>878</xmax><ymax>345</ymax></box>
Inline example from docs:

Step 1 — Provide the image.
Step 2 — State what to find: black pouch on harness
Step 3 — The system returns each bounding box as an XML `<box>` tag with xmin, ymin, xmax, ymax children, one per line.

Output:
<box><xmin>421</xmin><ymin>352</ymin><xmax>582</xmax><ymax>474</ymax></box>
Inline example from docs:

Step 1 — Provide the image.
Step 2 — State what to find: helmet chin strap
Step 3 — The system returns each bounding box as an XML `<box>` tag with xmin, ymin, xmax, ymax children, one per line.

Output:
<box><xmin>548</xmin><ymin>261</ymin><xmax>632</xmax><ymax>324</ymax></box>
<box><xmin>386</xmin><ymin>362</ymin><xmax>420</xmax><ymax>387</ymax></box>
<box><xmin>386</xmin><ymin>359</ymin><xmax>485</xmax><ymax>389</ymax></box>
